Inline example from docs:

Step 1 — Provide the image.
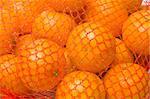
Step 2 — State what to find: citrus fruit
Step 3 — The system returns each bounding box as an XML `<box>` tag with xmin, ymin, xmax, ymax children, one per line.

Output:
<box><xmin>121</xmin><ymin>0</ymin><xmax>142</xmax><ymax>13</ymax></box>
<box><xmin>85</xmin><ymin>0</ymin><xmax>128</xmax><ymax>37</ymax></box>
<box><xmin>0</xmin><ymin>54</ymin><xmax>30</xmax><ymax>95</ymax></box>
<box><xmin>0</xmin><ymin>8</ymin><xmax>15</xmax><ymax>55</ymax></box>
<box><xmin>2</xmin><ymin>0</ymin><xmax>49</xmax><ymax>34</ymax></box>
<box><xmin>0</xmin><ymin>8</ymin><xmax>14</xmax><ymax>35</ymax></box>
<box><xmin>46</xmin><ymin>0</ymin><xmax>84</xmax><ymax>13</ymax></box>
<box><xmin>32</xmin><ymin>10</ymin><xmax>76</xmax><ymax>47</ymax></box>
<box><xmin>56</xmin><ymin>71</ymin><xmax>106</xmax><ymax>99</ymax></box>
<box><xmin>15</xmin><ymin>34</ymin><xmax>35</xmax><ymax>54</ymax></box>
<box><xmin>104</xmin><ymin>63</ymin><xmax>149</xmax><ymax>98</ymax></box>
<box><xmin>66</xmin><ymin>22</ymin><xmax>116</xmax><ymax>73</ymax></box>
<box><xmin>16</xmin><ymin>38</ymin><xmax>69</xmax><ymax>92</ymax></box>
<box><xmin>123</xmin><ymin>10</ymin><xmax>150</xmax><ymax>56</ymax></box>
<box><xmin>111</xmin><ymin>38</ymin><xmax>134</xmax><ymax>66</ymax></box>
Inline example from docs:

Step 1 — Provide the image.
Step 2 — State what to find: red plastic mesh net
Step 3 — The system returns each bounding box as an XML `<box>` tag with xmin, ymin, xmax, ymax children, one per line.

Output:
<box><xmin>0</xmin><ymin>0</ymin><xmax>149</xmax><ymax>98</ymax></box>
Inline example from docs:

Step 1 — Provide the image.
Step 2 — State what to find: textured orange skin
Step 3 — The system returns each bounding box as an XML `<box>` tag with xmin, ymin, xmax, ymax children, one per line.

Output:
<box><xmin>0</xmin><ymin>9</ymin><xmax>14</xmax><ymax>55</ymax></box>
<box><xmin>123</xmin><ymin>10</ymin><xmax>150</xmax><ymax>56</ymax></box>
<box><xmin>15</xmin><ymin>34</ymin><xmax>36</xmax><ymax>54</ymax></box>
<box><xmin>111</xmin><ymin>38</ymin><xmax>134</xmax><ymax>66</ymax></box>
<box><xmin>32</xmin><ymin>10</ymin><xmax>76</xmax><ymax>47</ymax></box>
<box><xmin>66</xmin><ymin>22</ymin><xmax>115</xmax><ymax>73</ymax></box>
<box><xmin>121</xmin><ymin>0</ymin><xmax>142</xmax><ymax>13</ymax></box>
<box><xmin>85</xmin><ymin>0</ymin><xmax>128</xmax><ymax>37</ymax></box>
<box><xmin>2</xmin><ymin>0</ymin><xmax>49</xmax><ymax>34</ymax></box>
<box><xmin>56</xmin><ymin>71</ymin><xmax>106</xmax><ymax>99</ymax></box>
<box><xmin>46</xmin><ymin>0</ymin><xmax>84</xmax><ymax>13</ymax></box>
<box><xmin>104</xmin><ymin>63</ymin><xmax>149</xmax><ymax>98</ymax></box>
<box><xmin>0</xmin><ymin>54</ymin><xmax>30</xmax><ymax>95</ymax></box>
<box><xmin>16</xmin><ymin>38</ymin><xmax>68</xmax><ymax>92</ymax></box>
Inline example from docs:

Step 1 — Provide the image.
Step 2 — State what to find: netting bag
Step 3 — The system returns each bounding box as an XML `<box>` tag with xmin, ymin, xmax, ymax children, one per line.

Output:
<box><xmin>0</xmin><ymin>0</ymin><xmax>149</xmax><ymax>98</ymax></box>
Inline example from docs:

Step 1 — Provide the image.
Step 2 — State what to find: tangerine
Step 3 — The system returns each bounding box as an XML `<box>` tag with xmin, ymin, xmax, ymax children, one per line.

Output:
<box><xmin>0</xmin><ymin>9</ymin><xmax>14</xmax><ymax>55</ymax></box>
<box><xmin>15</xmin><ymin>34</ymin><xmax>35</xmax><ymax>54</ymax></box>
<box><xmin>85</xmin><ymin>0</ymin><xmax>128</xmax><ymax>37</ymax></box>
<box><xmin>0</xmin><ymin>54</ymin><xmax>29</xmax><ymax>95</ymax></box>
<box><xmin>32</xmin><ymin>10</ymin><xmax>76</xmax><ymax>47</ymax></box>
<box><xmin>2</xmin><ymin>0</ymin><xmax>49</xmax><ymax>34</ymax></box>
<box><xmin>56</xmin><ymin>71</ymin><xmax>106</xmax><ymax>99</ymax></box>
<box><xmin>46</xmin><ymin>0</ymin><xmax>84</xmax><ymax>13</ymax></box>
<box><xmin>16</xmin><ymin>38</ymin><xmax>69</xmax><ymax>92</ymax></box>
<box><xmin>104</xmin><ymin>63</ymin><xmax>149</xmax><ymax>98</ymax></box>
<box><xmin>66</xmin><ymin>22</ymin><xmax>115</xmax><ymax>73</ymax></box>
<box><xmin>111</xmin><ymin>38</ymin><xmax>134</xmax><ymax>66</ymax></box>
<box><xmin>123</xmin><ymin>10</ymin><xmax>150</xmax><ymax>56</ymax></box>
<box><xmin>121</xmin><ymin>0</ymin><xmax>142</xmax><ymax>13</ymax></box>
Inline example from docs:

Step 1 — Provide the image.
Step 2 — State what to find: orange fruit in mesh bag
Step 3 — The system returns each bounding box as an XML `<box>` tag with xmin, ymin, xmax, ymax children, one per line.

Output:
<box><xmin>85</xmin><ymin>0</ymin><xmax>128</xmax><ymax>37</ymax></box>
<box><xmin>104</xmin><ymin>63</ymin><xmax>149</xmax><ymax>98</ymax></box>
<box><xmin>32</xmin><ymin>10</ymin><xmax>76</xmax><ymax>47</ymax></box>
<box><xmin>56</xmin><ymin>71</ymin><xmax>106</xmax><ymax>99</ymax></box>
<box><xmin>45</xmin><ymin>0</ymin><xmax>85</xmax><ymax>24</ymax></box>
<box><xmin>121</xmin><ymin>0</ymin><xmax>142</xmax><ymax>13</ymax></box>
<box><xmin>66</xmin><ymin>22</ymin><xmax>116</xmax><ymax>73</ymax></box>
<box><xmin>16</xmin><ymin>38</ymin><xmax>70</xmax><ymax>92</ymax></box>
<box><xmin>46</xmin><ymin>0</ymin><xmax>84</xmax><ymax>13</ymax></box>
<box><xmin>111</xmin><ymin>38</ymin><xmax>134</xmax><ymax>66</ymax></box>
<box><xmin>0</xmin><ymin>54</ymin><xmax>30</xmax><ymax>95</ymax></box>
<box><xmin>15</xmin><ymin>34</ymin><xmax>36</xmax><ymax>54</ymax></box>
<box><xmin>123</xmin><ymin>10</ymin><xmax>150</xmax><ymax>56</ymax></box>
<box><xmin>2</xmin><ymin>0</ymin><xmax>50</xmax><ymax>35</ymax></box>
<box><xmin>0</xmin><ymin>9</ymin><xmax>15</xmax><ymax>55</ymax></box>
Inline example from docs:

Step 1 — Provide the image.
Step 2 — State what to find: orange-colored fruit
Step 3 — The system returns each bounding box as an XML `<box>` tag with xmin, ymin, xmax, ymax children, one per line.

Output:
<box><xmin>123</xmin><ymin>10</ymin><xmax>150</xmax><ymax>56</ymax></box>
<box><xmin>85</xmin><ymin>0</ymin><xmax>128</xmax><ymax>37</ymax></box>
<box><xmin>121</xmin><ymin>0</ymin><xmax>142</xmax><ymax>13</ymax></box>
<box><xmin>104</xmin><ymin>63</ymin><xmax>149</xmax><ymax>98</ymax></box>
<box><xmin>0</xmin><ymin>9</ymin><xmax>15</xmax><ymax>55</ymax></box>
<box><xmin>56</xmin><ymin>71</ymin><xmax>106</xmax><ymax>99</ymax></box>
<box><xmin>111</xmin><ymin>38</ymin><xmax>134</xmax><ymax>66</ymax></box>
<box><xmin>2</xmin><ymin>0</ymin><xmax>49</xmax><ymax>34</ymax></box>
<box><xmin>46</xmin><ymin>0</ymin><xmax>84</xmax><ymax>13</ymax></box>
<box><xmin>17</xmin><ymin>38</ymin><xmax>69</xmax><ymax>92</ymax></box>
<box><xmin>32</xmin><ymin>10</ymin><xmax>76</xmax><ymax>47</ymax></box>
<box><xmin>15</xmin><ymin>34</ymin><xmax>35</xmax><ymax>54</ymax></box>
<box><xmin>0</xmin><ymin>54</ymin><xmax>29</xmax><ymax>95</ymax></box>
<box><xmin>66</xmin><ymin>22</ymin><xmax>115</xmax><ymax>73</ymax></box>
<box><xmin>0</xmin><ymin>8</ymin><xmax>14</xmax><ymax>34</ymax></box>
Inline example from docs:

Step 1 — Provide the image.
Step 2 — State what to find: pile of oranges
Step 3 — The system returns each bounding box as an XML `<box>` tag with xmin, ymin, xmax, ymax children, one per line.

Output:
<box><xmin>0</xmin><ymin>0</ymin><xmax>149</xmax><ymax>98</ymax></box>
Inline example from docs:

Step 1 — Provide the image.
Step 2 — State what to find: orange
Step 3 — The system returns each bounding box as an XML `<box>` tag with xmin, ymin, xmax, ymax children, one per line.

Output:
<box><xmin>104</xmin><ymin>63</ymin><xmax>149</xmax><ymax>98</ymax></box>
<box><xmin>121</xmin><ymin>0</ymin><xmax>142</xmax><ymax>13</ymax></box>
<box><xmin>0</xmin><ymin>54</ymin><xmax>30</xmax><ymax>95</ymax></box>
<box><xmin>66</xmin><ymin>22</ymin><xmax>115</xmax><ymax>73</ymax></box>
<box><xmin>56</xmin><ymin>71</ymin><xmax>106</xmax><ymax>99</ymax></box>
<box><xmin>0</xmin><ymin>9</ymin><xmax>15</xmax><ymax>55</ymax></box>
<box><xmin>0</xmin><ymin>8</ymin><xmax>14</xmax><ymax>35</ymax></box>
<box><xmin>2</xmin><ymin>0</ymin><xmax>49</xmax><ymax>34</ymax></box>
<box><xmin>85</xmin><ymin>0</ymin><xmax>128</xmax><ymax>37</ymax></box>
<box><xmin>46</xmin><ymin>0</ymin><xmax>84</xmax><ymax>13</ymax></box>
<box><xmin>15</xmin><ymin>34</ymin><xmax>35</xmax><ymax>54</ymax></box>
<box><xmin>16</xmin><ymin>38</ymin><xmax>69</xmax><ymax>92</ymax></box>
<box><xmin>111</xmin><ymin>38</ymin><xmax>134</xmax><ymax>66</ymax></box>
<box><xmin>123</xmin><ymin>10</ymin><xmax>150</xmax><ymax>56</ymax></box>
<box><xmin>32</xmin><ymin>10</ymin><xmax>76</xmax><ymax>47</ymax></box>
<box><xmin>45</xmin><ymin>0</ymin><xmax>85</xmax><ymax>25</ymax></box>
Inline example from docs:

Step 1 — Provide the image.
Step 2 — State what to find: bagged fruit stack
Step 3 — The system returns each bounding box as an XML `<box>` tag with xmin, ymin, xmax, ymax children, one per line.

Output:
<box><xmin>0</xmin><ymin>0</ymin><xmax>149</xmax><ymax>98</ymax></box>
